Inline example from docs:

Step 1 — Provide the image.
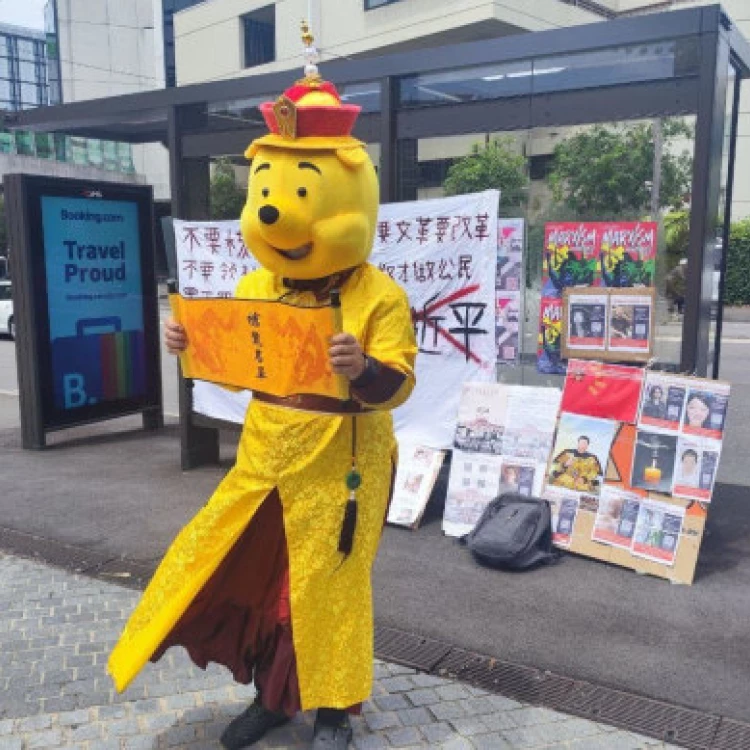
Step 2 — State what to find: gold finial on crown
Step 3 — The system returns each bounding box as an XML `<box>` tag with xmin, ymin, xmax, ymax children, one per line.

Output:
<box><xmin>300</xmin><ymin>19</ymin><xmax>321</xmax><ymax>83</ymax></box>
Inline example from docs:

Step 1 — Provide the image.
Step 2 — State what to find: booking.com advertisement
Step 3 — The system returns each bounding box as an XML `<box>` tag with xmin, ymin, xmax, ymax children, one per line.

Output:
<box><xmin>41</xmin><ymin>196</ymin><xmax>146</xmax><ymax>411</ymax></box>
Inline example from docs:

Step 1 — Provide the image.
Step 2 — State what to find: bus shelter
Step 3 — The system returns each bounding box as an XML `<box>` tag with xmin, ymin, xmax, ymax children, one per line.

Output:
<box><xmin>9</xmin><ymin>3</ymin><xmax>750</xmax><ymax>467</ymax></box>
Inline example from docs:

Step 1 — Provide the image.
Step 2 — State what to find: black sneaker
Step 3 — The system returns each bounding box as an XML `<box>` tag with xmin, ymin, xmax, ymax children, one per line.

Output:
<box><xmin>311</xmin><ymin>710</ymin><xmax>353</xmax><ymax>750</ymax></box>
<box><xmin>220</xmin><ymin>699</ymin><xmax>290</xmax><ymax>749</ymax></box>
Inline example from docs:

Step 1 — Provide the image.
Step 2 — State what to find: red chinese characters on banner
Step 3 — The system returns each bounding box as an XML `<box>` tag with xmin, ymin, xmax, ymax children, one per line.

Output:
<box><xmin>561</xmin><ymin>360</ymin><xmax>645</xmax><ymax>424</ymax></box>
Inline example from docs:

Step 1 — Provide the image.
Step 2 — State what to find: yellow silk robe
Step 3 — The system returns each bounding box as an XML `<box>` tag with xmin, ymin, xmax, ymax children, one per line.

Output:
<box><xmin>108</xmin><ymin>263</ymin><xmax>417</xmax><ymax>710</ymax></box>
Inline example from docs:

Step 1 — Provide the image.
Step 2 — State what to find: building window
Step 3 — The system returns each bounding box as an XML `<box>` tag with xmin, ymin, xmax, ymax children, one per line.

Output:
<box><xmin>243</xmin><ymin>5</ymin><xmax>275</xmax><ymax>69</ymax></box>
<box><xmin>365</xmin><ymin>0</ymin><xmax>402</xmax><ymax>9</ymax></box>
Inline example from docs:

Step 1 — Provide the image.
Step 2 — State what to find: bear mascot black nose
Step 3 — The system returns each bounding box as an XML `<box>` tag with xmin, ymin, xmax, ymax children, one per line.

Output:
<box><xmin>259</xmin><ymin>205</ymin><xmax>280</xmax><ymax>225</ymax></box>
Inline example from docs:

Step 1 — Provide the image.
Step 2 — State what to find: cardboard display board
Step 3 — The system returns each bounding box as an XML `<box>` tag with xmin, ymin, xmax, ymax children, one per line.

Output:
<box><xmin>561</xmin><ymin>287</ymin><xmax>656</xmax><ymax>363</ymax></box>
<box><xmin>544</xmin><ymin>360</ymin><xmax>730</xmax><ymax>585</ymax></box>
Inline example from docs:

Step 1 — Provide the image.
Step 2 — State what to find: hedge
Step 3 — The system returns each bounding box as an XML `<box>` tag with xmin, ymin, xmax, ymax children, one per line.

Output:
<box><xmin>726</xmin><ymin>219</ymin><xmax>750</xmax><ymax>306</ymax></box>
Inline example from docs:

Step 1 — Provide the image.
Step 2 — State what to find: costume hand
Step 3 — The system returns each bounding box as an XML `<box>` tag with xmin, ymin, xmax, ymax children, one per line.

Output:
<box><xmin>165</xmin><ymin>317</ymin><xmax>188</xmax><ymax>354</ymax></box>
<box><xmin>329</xmin><ymin>333</ymin><xmax>366</xmax><ymax>380</ymax></box>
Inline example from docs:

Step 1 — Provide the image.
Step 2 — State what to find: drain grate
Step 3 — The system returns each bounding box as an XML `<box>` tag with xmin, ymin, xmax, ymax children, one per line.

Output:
<box><xmin>374</xmin><ymin>626</ymin><xmax>452</xmax><ymax>672</ymax></box>
<box><xmin>712</xmin><ymin>719</ymin><xmax>750</xmax><ymax>750</ymax></box>
<box><xmin>434</xmin><ymin>648</ymin><xmax>577</xmax><ymax>708</ymax></box>
<box><xmin>562</xmin><ymin>683</ymin><xmax>720</xmax><ymax>749</ymax></box>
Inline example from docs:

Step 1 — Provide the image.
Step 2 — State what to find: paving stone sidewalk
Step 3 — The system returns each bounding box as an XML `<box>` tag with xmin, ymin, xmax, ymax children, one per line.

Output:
<box><xmin>0</xmin><ymin>553</ymin><xmax>678</xmax><ymax>749</ymax></box>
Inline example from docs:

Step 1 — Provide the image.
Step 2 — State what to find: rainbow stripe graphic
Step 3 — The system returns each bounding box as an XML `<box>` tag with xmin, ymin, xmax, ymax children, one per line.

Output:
<box><xmin>100</xmin><ymin>331</ymin><xmax>145</xmax><ymax>400</ymax></box>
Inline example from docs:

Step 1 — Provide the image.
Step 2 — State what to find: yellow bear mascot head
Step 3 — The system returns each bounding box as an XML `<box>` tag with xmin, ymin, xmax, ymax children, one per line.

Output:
<box><xmin>241</xmin><ymin>76</ymin><xmax>379</xmax><ymax>281</ymax></box>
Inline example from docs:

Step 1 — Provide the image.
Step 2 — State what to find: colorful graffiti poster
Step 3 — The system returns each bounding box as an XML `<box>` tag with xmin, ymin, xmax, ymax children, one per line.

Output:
<box><xmin>542</xmin><ymin>223</ymin><xmax>600</xmax><ymax>297</ymax></box>
<box><xmin>599</xmin><ymin>222</ymin><xmax>657</xmax><ymax>288</ymax></box>
<box><xmin>538</xmin><ymin>223</ymin><xmax>600</xmax><ymax>374</ymax></box>
<box><xmin>538</xmin><ymin>296</ymin><xmax>564</xmax><ymax>374</ymax></box>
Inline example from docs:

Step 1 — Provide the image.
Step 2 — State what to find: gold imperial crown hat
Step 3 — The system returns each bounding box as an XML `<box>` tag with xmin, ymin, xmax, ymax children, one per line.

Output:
<box><xmin>255</xmin><ymin>21</ymin><xmax>362</xmax><ymax>145</ymax></box>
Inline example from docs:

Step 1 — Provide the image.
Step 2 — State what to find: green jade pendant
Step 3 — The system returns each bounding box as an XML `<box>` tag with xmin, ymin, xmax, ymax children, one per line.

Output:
<box><xmin>346</xmin><ymin>469</ymin><xmax>362</xmax><ymax>491</ymax></box>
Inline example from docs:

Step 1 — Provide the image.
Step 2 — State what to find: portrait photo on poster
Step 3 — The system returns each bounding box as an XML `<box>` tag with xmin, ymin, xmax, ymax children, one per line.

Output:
<box><xmin>607</xmin><ymin>292</ymin><xmax>653</xmax><ymax>353</ymax></box>
<box><xmin>567</xmin><ymin>295</ymin><xmax>607</xmax><ymax>350</ymax></box>
<box><xmin>671</xmin><ymin>435</ymin><xmax>721</xmax><ymax>502</ymax></box>
<box><xmin>498</xmin><ymin>457</ymin><xmax>538</xmax><ymax>497</ymax></box>
<box><xmin>682</xmin><ymin>384</ymin><xmax>730</xmax><ymax>439</ymax></box>
<box><xmin>592</xmin><ymin>486</ymin><xmax>642</xmax><ymax>549</ymax></box>
<box><xmin>548</xmin><ymin>413</ymin><xmax>618</xmax><ymax>496</ymax></box>
<box><xmin>631</xmin><ymin>429</ymin><xmax>678</xmax><ymax>494</ymax></box>
<box><xmin>638</xmin><ymin>372</ymin><xmax>688</xmax><ymax>431</ymax></box>
<box><xmin>631</xmin><ymin>499</ymin><xmax>684</xmax><ymax>567</ymax></box>
<box><xmin>543</xmin><ymin>487</ymin><xmax>580</xmax><ymax>548</ymax></box>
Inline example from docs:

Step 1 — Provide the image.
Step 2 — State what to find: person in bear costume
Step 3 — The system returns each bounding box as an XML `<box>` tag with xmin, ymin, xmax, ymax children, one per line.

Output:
<box><xmin>107</xmin><ymin>27</ymin><xmax>417</xmax><ymax>750</ymax></box>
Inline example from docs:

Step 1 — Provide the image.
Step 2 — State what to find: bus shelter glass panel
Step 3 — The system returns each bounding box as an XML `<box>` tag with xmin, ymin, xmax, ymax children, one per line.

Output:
<box><xmin>398</xmin><ymin>113</ymin><xmax>697</xmax><ymax>385</ymax></box>
<box><xmin>530</xmin><ymin>37</ymin><xmax>701</xmax><ymax>95</ymax></box>
<box><xmin>524</xmin><ymin>117</ymin><xmax>697</xmax><ymax>383</ymax></box>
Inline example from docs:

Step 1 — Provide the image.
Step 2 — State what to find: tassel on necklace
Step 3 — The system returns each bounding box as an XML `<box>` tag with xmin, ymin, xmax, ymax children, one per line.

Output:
<box><xmin>338</xmin><ymin>416</ymin><xmax>360</xmax><ymax>556</ymax></box>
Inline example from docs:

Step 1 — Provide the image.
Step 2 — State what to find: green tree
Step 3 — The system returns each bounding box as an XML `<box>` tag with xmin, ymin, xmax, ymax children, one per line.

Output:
<box><xmin>548</xmin><ymin>120</ymin><xmax>693</xmax><ymax>218</ymax></box>
<box><xmin>725</xmin><ymin>219</ymin><xmax>750</xmax><ymax>306</ymax></box>
<box><xmin>210</xmin><ymin>157</ymin><xmax>247</xmax><ymax>220</ymax></box>
<box><xmin>442</xmin><ymin>137</ymin><xmax>529</xmax><ymax>217</ymax></box>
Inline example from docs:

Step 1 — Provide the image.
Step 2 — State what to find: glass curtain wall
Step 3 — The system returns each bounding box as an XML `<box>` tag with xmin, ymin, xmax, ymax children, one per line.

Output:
<box><xmin>394</xmin><ymin>35</ymin><xmax>708</xmax><ymax>383</ymax></box>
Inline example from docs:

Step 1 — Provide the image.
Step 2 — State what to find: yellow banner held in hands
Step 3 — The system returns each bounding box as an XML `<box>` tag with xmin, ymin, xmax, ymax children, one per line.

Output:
<box><xmin>169</xmin><ymin>295</ymin><xmax>342</xmax><ymax>399</ymax></box>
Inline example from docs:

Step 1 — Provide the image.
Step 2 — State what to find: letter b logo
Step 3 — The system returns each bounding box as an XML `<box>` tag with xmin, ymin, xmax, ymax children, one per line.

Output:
<box><xmin>63</xmin><ymin>373</ymin><xmax>88</xmax><ymax>409</ymax></box>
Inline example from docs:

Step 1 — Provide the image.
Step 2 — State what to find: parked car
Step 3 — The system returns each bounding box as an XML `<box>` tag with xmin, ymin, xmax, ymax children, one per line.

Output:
<box><xmin>0</xmin><ymin>280</ymin><xmax>14</xmax><ymax>340</ymax></box>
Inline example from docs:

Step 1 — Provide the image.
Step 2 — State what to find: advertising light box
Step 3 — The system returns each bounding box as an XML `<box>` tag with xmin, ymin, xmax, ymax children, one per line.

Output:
<box><xmin>5</xmin><ymin>174</ymin><xmax>162</xmax><ymax>446</ymax></box>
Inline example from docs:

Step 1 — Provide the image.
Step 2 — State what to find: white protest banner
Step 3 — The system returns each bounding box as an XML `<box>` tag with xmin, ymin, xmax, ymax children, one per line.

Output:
<box><xmin>173</xmin><ymin>191</ymin><xmax>499</xmax><ymax>440</ymax></box>
<box><xmin>371</xmin><ymin>191</ymin><xmax>499</xmax><ymax>448</ymax></box>
<box><xmin>173</xmin><ymin>219</ymin><xmax>258</xmax><ymax>298</ymax></box>
<box><xmin>173</xmin><ymin>219</ymin><xmax>258</xmax><ymax>423</ymax></box>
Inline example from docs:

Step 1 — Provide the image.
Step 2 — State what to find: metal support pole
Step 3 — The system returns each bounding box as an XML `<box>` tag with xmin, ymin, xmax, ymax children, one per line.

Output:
<box><xmin>379</xmin><ymin>76</ymin><xmax>397</xmax><ymax>204</ymax></box>
<box><xmin>681</xmin><ymin>30</ymin><xmax>730</xmax><ymax>376</ymax></box>
<box><xmin>712</xmin><ymin>68</ymin><xmax>741</xmax><ymax>379</ymax></box>
<box><xmin>167</xmin><ymin>103</ymin><xmax>220</xmax><ymax>469</ymax></box>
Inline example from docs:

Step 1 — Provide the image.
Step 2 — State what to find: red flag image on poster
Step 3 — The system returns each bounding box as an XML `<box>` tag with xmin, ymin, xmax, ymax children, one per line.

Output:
<box><xmin>561</xmin><ymin>360</ymin><xmax>645</xmax><ymax>424</ymax></box>
<box><xmin>599</xmin><ymin>222</ymin><xmax>657</xmax><ymax>288</ymax></box>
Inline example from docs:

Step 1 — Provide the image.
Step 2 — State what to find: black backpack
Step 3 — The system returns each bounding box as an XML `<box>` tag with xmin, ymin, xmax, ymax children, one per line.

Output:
<box><xmin>460</xmin><ymin>493</ymin><xmax>561</xmax><ymax>570</ymax></box>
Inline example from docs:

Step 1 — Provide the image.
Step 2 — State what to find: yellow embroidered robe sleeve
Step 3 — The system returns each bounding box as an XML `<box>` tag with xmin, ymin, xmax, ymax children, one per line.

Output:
<box><xmin>108</xmin><ymin>263</ymin><xmax>417</xmax><ymax>710</ymax></box>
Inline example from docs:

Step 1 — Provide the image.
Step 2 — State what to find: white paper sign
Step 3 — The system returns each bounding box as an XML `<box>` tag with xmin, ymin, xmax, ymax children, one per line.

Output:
<box><xmin>372</xmin><ymin>191</ymin><xmax>500</xmax><ymax>449</ymax></box>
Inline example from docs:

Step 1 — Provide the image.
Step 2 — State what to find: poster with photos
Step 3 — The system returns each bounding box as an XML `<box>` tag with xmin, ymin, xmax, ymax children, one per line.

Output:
<box><xmin>682</xmin><ymin>383</ymin><xmax>730</xmax><ymax>439</ymax></box>
<box><xmin>387</xmin><ymin>445</ymin><xmax>446</xmax><ymax>529</ymax></box>
<box><xmin>498</xmin><ymin>456</ymin><xmax>542</xmax><ymax>498</ymax></box>
<box><xmin>545</xmin><ymin>487</ymin><xmax>580</xmax><ymax>548</ymax></box>
<box><xmin>567</xmin><ymin>293</ymin><xmax>607</xmax><ymax>350</ymax></box>
<box><xmin>638</xmin><ymin>372</ymin><xmax>688</xmax><ymax>431</ymax></box>
<box><xmin>496</xmin><ymin>293</ymin><xmax>521</xmax><ymax>366</ymax></box>
<box><xmin>547</xmin><ymin>413</ymin><xmax>618</xmax><ymax>497</ymax></box>
<box><xmin>631</xmin><ymin>499</ymin><xmax>685</xmax><ymax>566</ymax></box>
<box><xmin>608</xmin><ymin>292</ymin><xmax>653</xmax><ymax>353</ymax></box>
<box><xmin>502</xmin><ymin>386</ymin><xmax>561</xmax><ymax>463</ymax></box>
<box><xmin>442</xmin><ymin>451</ymin><xmax>503</xmax><ymax>538</ymax></box>
<box><xmin>453</xmin><ymin>382</ymin><xmax>508</xmax><ymax>455</ymax></box>
<box><xmin>592</xmin><ymin>487</ymin><xmax>642</xmax><ymax>549</ymax></box>
<box><xmin>497</xmin><ymin>219</ymin><xmax>524</xmax><ymax>292</ymax></box>
<box><xmin>672</xmin><ymin>436</ymin><xmax>721</xmax><ymax>503</ymax></box>
<box><xmin>631</xmin><ymin>429</ymin><xmax>678</xmax><ymax>494</ymax></box>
